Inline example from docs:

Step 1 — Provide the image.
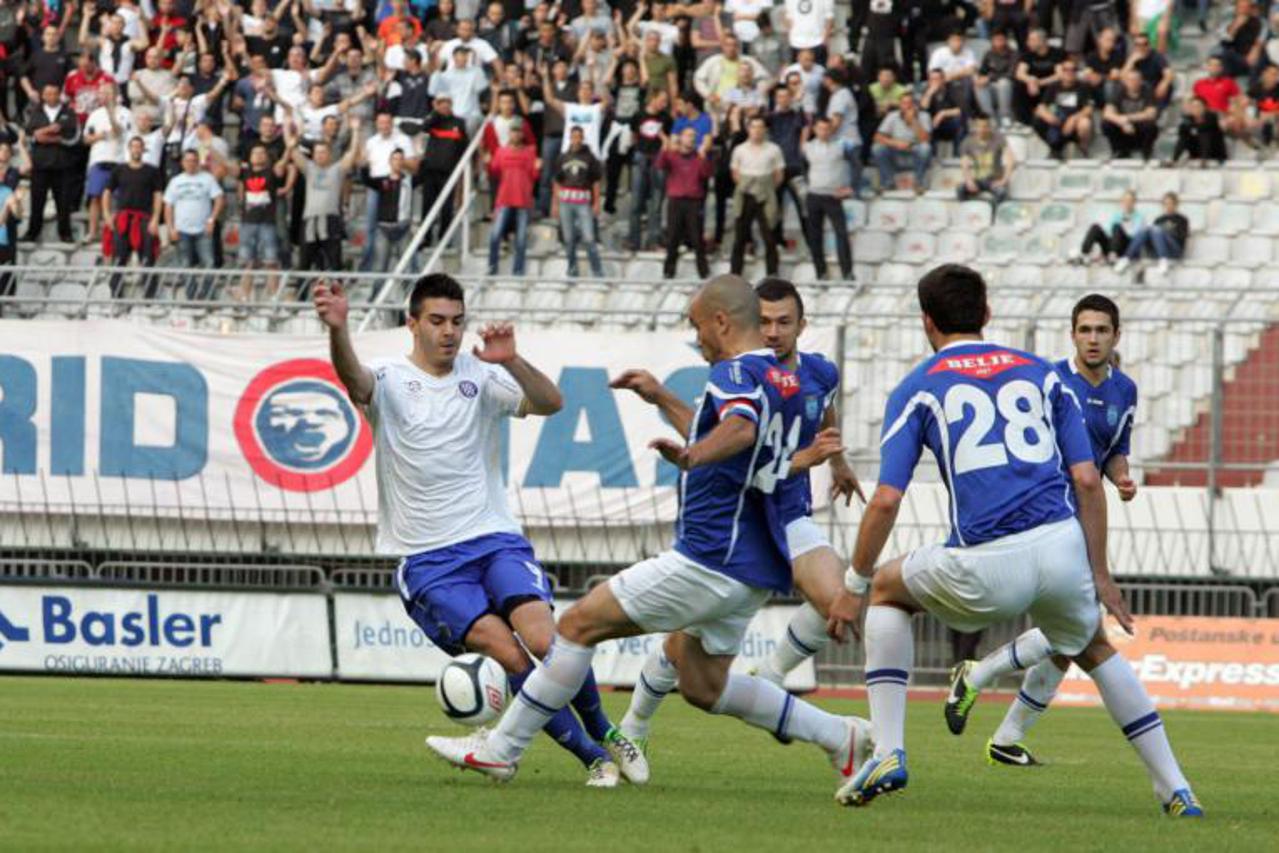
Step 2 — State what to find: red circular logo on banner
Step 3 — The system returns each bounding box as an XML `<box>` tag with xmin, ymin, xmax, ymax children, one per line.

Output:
<box><xmin>234</xmin><ymin>359</ymin><xmax>373</xmax><ymax>492</ymax></box>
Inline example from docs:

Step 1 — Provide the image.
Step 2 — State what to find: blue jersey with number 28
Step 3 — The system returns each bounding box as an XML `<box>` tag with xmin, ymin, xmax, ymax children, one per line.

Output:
<box><xmin>674</xmin><ymin>350</ymin><xmax>807</xmax><ymax>593</ymax></box>
<box><xmin>877</xmin><ymin>341</ymin><xmax>1095</xmax><ymax>548</ymax></box>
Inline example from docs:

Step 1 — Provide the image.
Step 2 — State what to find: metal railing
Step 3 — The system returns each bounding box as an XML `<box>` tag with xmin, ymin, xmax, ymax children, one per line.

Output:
<box><xmin>96</xmin><ymin>562</ymin><xmax>328</xmax><ymax>591</ymax></box>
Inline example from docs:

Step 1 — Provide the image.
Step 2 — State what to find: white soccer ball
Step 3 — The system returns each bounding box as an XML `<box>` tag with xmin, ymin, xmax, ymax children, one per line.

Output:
<box><xmin>435</xmin><ymin>653</ymin><xmax>509</xmax><ymax>726</ymax></box>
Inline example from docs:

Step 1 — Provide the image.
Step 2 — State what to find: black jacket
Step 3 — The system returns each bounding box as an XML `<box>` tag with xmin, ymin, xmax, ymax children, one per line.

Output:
<box><xmin>24</xmin><ymin>102</ymin><xmax>79</xmax><ymax>170</ymax></box>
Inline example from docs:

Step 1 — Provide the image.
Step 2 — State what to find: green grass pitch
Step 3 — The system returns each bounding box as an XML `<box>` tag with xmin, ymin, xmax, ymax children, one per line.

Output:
<box><xmin>1</xmin><ymin>676</ymin><xmax>1273</xmax><ymax>851</ymax></box>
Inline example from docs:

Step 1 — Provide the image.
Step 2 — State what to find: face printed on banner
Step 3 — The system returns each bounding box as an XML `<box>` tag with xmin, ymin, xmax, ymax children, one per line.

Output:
<box><xmin>259</xmin><ymin>384</ymin><xmax>358</xmax><ymax>469</ymax></box>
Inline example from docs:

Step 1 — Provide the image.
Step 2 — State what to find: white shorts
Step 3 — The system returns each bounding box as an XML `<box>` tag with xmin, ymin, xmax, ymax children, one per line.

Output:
<box><xmin>786</xmin><ymin>517</ymin><xmax>832</xmax><ymax>561</ymax></box>
<box><xmin>608</xmin><ymin>551</ymin><xmax>770</xmax><ymax>656</ymax></box>
<box><xmin>902</xmin><ymin>518</ymin><xmax>1100</xmax><ymax>656</ymax></box>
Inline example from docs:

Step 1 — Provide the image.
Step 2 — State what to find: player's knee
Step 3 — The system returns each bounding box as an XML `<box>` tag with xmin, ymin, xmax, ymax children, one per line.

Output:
<box><xmin>556</xmin><ymin>605</ymin><xmax>600</xmax><ymax>645</ymax></box>
<box><xmin>679</xmin><ymin>678</ymin><xmax>720</xmax><ymax>711</ymax></box>
<box><xmin>465</xmin><ymin>619</ymin><xmax>528</xmax><ymax>673</ymax></box>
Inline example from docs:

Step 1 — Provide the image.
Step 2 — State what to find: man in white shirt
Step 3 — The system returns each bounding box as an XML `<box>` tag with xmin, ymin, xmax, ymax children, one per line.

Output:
<box><xmin>429</xmin><ymin>46</ymin><xmax>489</xmax><ymax>136</ymax></box>
<box><xmin>438</xmin><ymin>18</ymin><xmax>502</xmax><ymax>73</ymax></box>
<box><xmin>782</xmin><ymin>49</ymin><xmax>826</xmax><ymax>114</ymax></box>
<box><xmin>928</xmin><ymin>30</ymin><xmax>979</xmax><ymax>108</ymax></box>
<box><xmin>784</xmin><ymin>0</ymin><xmax>834</xmax><ymax>65</ymax></box>
<box><xmin>312</xmin><ymin>275</ymin><xmax>647</xmax><ymax>788</ymax></box>
<box><xmin>360</xmin><ymin>111</ymin><xmax>418</xmax><ymax>270</ymax></box>
<box><xmin>84</xmin><ymin>81</ymin><xmax>134</xmax><ymax>243</ymax></box>
<box><xmin>726</xmin><ymin>0</ymin><xmax>772</xmax><ymax>43</ymax></box>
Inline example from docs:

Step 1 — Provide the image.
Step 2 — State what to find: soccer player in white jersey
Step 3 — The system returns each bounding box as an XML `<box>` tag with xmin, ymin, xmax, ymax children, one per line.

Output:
<box><xmin>424</xmin><ymin>275</ymin><xmax>872</xmax><ymax>790</ymax></box>
<box><xmin>313</xmin><ymin>274</ymin><xmax>646</xmax><ymax>788</ymax></box>
<box><xmin>833</xmin><ymin>265</ymin><xmax>1201</xmax><ymax>817</ymax></box>
<box><xmin>608</xmin><ymin>278</ymin><xmax>867</xmax><ymax>754</ymax></box>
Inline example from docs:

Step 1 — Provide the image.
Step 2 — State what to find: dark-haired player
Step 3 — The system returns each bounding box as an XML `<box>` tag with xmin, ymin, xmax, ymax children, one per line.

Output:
<box><xmin>980</xmin><ymin>293</ymin><xmax>1138</xmax><ymax>766</ymax></box>
<box><xmin>835</xmin><ymin>266</ymin><xmax>1200</xmax><ymax>817</ymax></box>
<box><xmin>313</xmin><ymin>274</ymin><xmax>646</xmax><ymax>788</ymax></box>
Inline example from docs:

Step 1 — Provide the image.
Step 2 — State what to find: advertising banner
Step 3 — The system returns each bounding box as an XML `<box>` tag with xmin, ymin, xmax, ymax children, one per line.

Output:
<box><xmin>333</xmin><ymin>592</ymin><xmax>816</xmax><ymax>691</ymax></box>
<box><xmin>1057</xmin><ymin>616</ymin><xmax>1279</xmax><ymax>712</ymax></box>
<box><xmin>0</xmin><ymin>320</ymin><xmax>837</xmax><ymax>526</ymax></box>
<box><xmin>0</xmin><ymin>585</ymin><xmax>331</xmax><ymax>678</ymax></box>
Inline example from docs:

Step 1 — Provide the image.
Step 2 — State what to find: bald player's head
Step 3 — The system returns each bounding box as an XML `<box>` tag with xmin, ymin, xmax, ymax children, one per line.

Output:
<box><xmin>689</xmin><ymin>275</ymin><xmax>763</xmax><ymax>363</ymax></box>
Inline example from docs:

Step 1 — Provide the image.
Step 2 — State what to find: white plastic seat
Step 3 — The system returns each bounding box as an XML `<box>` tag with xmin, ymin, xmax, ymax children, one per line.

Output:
<box><xmin>1231</xmin><ymin>236</ymin><xmax>1272</xmax><ymax>269</ymax></box>
<box><xmin>1229</xmin><ymin>170</ymin><xmax>1271</xmax><ymax>201</ymax></box>
<box><xmin>1184</xmin><ymin>235</ymin><xmax>1229</xmax><ymax>266</ymax></box>
<box><xmin>953</xmin><ymin>200</ymin><xmax>992</xmax><ymax>231</ymax></box>
<box><xmin>1036</xmin><ymin>202</ymin><xmax>1075</xmax><ymax>233</ymax></box>
<box><xmin>1136</xmin><ymin>169</ymin><xmax>1180</xmax><ymax>200</ymax></box>
<box><xmin>1180</xmin><ymin>169</ymin><xmax>1224</xmax><ymax>201</ymax></box>
<box><xmin>47</xmin><ymin>282</ymin><xmax>87</xmax><ymax>318</ymax></box>
<box><xmin>1205</xmin><ymin>201</ymin><xmax>1252</xmax><ymax>236</ymax></box>
<box><xmin>912</xmin><ymin>199</ymin><xmax>950</xmax><ymax>232</ymax></box>
<box><xmin>1252</xmin><ymin>202</ymin><xmax>1279</xmax><ymax>236</ymax></box>
<box><xmin>936</xmin><ymin>231</ymin><xmax>978</xmax><ymax>262</ymax></box>
<box><xmin>1009</xmin><ymin>168</ymin><xmax>1051</xmax><ymax>201</ymax></box>
<box><xmin>895</xmin><ymin>232</ymin><xmax>936</xmax><ymax>265</ymax></box>
<box><xmin>979</xmin><ymin>228</ymin><xmax>1022</xmax><ymax>263</ymax></box>
<box><xmin>856</xmin><ymin>230</ymin><xmax>895</xmax><ymax>263</ymax></box>
<box><xmin>1095</xmin><ymin>170</ymin><xmax>1136</xmax><ymax>200</ymax></box>
<box><xmin>867</xmin><ymin>200</ymin><xmax>909</xmax><ymax>232</ymax></box>
<box><xmin>842</xmin><ymin>199</ymin><xmax>868</xmax><ymax>231</ymax></box>
<box><xmin>1053</xmin><ymin>169</ymin><xmax>1094</xmax><ymax>200</ymax></box>
<box><xmin>994</xmin><ymin>200</ymin><xmax>1035</xmax><ymax>231</ymax></box>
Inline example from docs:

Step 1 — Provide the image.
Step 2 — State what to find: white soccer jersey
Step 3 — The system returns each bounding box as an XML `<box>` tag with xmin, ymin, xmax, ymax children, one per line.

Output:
<box><xmin>366</xmin><ymin>353</ymin><xmax>526</xmax><ymax>556</ymax></box>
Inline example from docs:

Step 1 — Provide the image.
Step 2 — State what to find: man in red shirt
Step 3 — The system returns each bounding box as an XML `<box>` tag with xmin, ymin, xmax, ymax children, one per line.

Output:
<box><xmin>149</xmin><ymin>0</ymin><xmax>187</xmax><ymax>67</ymax></box>
<box><xmin>656</xmin><ymin>127</ymin><xmax>714</xmax><ymax>280</ymax></box>
<box><xmin>64</xmin><ymin>52</ymin><xmax>114</xmax><ymax>125</ymax></box>
<box><xmin>1192</xmin><ymin>56</ymin><xmax>1249</xmax><ymax>145</ymax></box>
<box><xmin>487</xmin><ymin>117</ymin><xmax>540</xmax><ymax>276</ymax></box>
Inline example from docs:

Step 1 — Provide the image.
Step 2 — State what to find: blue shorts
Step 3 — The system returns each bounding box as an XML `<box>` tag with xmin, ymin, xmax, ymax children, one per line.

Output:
<box><xmin>86</xmin><ymin>164</ymin><xmax>114</xmax><ymax>199</ymax></box>
<box><xmin>237</xmin><ymin>221</ymin><xmax>280</xmax><ymax>264</ymax></box>
<box><xmin>395</xmin><ymin>532</ymin><xmax>551</xmax><ymax>655</ymax></box>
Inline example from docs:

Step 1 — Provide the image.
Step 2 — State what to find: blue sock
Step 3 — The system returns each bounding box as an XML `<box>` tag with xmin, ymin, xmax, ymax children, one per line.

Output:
<box><xmin>570</xmin><ymin>669</ymin><xmax>614</xmax><ymax>742</ymax></box>
<box><xmin>510</xmin><ymin>667</ymin><xmax>608</xmax><ymax>768</ymax></box>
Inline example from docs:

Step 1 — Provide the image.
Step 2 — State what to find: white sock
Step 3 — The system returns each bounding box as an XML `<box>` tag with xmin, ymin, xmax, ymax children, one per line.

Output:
<box><xmin>863</xmin><ymin>605</ymin><xmax>912</xmax><ymax>758</ymax></box>
<box><xmin>620</xmin><ymin>647</ymin><xmax>677</xmax><ymax>740</ymax></box>
<box><xmin>488</xmin><ymin>634</ymin><xmax>595</xmax><ymax>763</ymax></box>
<box><xmin>710</xmin><ymin>673</ymin><xmax>845</xmax><ymax>752</ymax></box>
<box><xmin>968</xmin><ymin>628</ymin><xmax>1053</xmax><ymax>691</ymax></box>
<box><xmin>766</xmin><ymin>603</ymin><xmax>830</xmax><ymax>681</ymax></box>
<box><xmin>1090</xmin><ymin>653</ymin><xmax>1190</xmax><ymax>802</ymax></box>
<box><xmin>992</xmin><ymin>658</ymin><xmax>1067</xmax><ymax>746</ymax></box>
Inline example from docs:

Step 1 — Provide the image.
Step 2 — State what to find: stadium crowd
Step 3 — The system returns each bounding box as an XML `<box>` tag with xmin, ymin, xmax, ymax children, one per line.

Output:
<box><xmin>0</xmin><ymin>0</ymin><xmax>1266</xmax><ymax>295</ymax></box>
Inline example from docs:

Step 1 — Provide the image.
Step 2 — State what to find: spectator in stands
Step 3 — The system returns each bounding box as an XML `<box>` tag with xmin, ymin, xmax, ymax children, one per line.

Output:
<box><xmin>84</xmin><ymin>82</ymin><xmax>133</xmax><ymax>247</ymax></box>
<box><xmin>103</xmin><ymin>135</ymin><xmax>162</xmax><ymax>298</ymax></box>
<box><xmin>552</xmin><ymin>126</ymin><xmax>605</xmax><ymax>278</ymax></box>
<box><xmin>802</xmin><ymin>115</ymin><xmax>854</xmax><ymax>282</ymax></box>
<box><xmin>639</xmin><ymin>28</ymin><xmax>678</xmax><ymax>103</ymax></box>
<box><xmin>729</xmin><ymin>114</ymin><xmax>783</xmax><ymax>275</ymax></box>
<box><xmin>1071</xmin><ymin>189</ymin><xmax>1142</xmax><ymax>264</ymax></box>
<box><xmin>420</xmin><ymin>95</ymin><xmax>470</xmax><ymax>244</ymax></box>
<box><xmin>627</xmin><ymin>90</ymin><xmax>671</xmax><ymax>252</ymax></box>
<box><xmin>23</xmin><ymin>82</ymin><xmax>79</xmax><ymax>243</ymax></box>
<box><xmin>871</xmin><ymin>91</ymin><xmax>932</xmax><ymax>194</ymax></box>
<box><xmin>164</xmin><ymin>148</ymin><xmax>224</xmax><ymax>300</ymax></box>
<box><xmin>79</xmin><ymin>7</ymin><xmax>150</xmax><ymax>87</ymax></box>
<box><xmin>365</xmin><ymin>146</ymin><xmax>419</xmax><ymax>275</ymax></box>
<box><xmin>957</xmin><ymin>113</ymin><xmax>1015</xmax><ymax>207</ymax></box>
<box><xmin>823</xmin><ymin>68</ymin><xmax>863</xmax><ymax>197</ymax></box>
<box><xmin>1032</xmin><ymin>59</ymin><xmax>1094</xmax><ymax>159</ymax></box>
<box><xmin>0</xmin><ymin>183</ymin><xmax>20</xmax><ymax>302</ymax></box>
<box><xmin>1013</xmin><ymin>28</ymin><xmax>1064</xmax><ymax>125</ymax></box>
<box><xmin>603</xmin><ymin>59</ymin><xmax>645</xmax><ymax>214</ymax></box>
<box><xmin>1123</xmin><ymin>31</ymin><xmax>1174</xmax><ymax>109</ymax></box>
<box><xmin>751</xmin><ymin>10</ymin><xmax>786</xmax><ymax>75</ymax></box>
<box><xmin>1130</xmin><ymin>0</ymin><xmax>1175</xmax><ymax>55</ymax></box>
<box><xmin>321</xmin><ymin>46</ymin><xmax>378</xmax><ymax>127</ymax></box>
<box><xmin>21</xmin><ymin>25</ymin><xmax>73</xmax><ymax>109</ymax></box>
<box><xmin>1114</xmin><ymin>191</ymin><xmax>1188</xmax><ymax>276</ymax></box>
<box><xmin>782</xmin><ymin>49</ymin><xmax>826</xmax><ymax>116</ymax></box>
<box><xmin>983</xmin><ymin>0</ymin><xmax>1031</xmax><ymax>47</ymax></box>
<box><xmin>928</xmin><ymin>30</ymin><xmax>978</xmax><ymax>112</ymax></box>
<box><xmin>487</xmin><ymin>117</ymin><xmax>538</xmax><ymax>276</ymax></box>
<box><xmin>856</xmin><ymin>0</ymin><xmax>905</xmax><ymax>78</ymax></box>
<box><xmin>1244</xmin><ymin>64</ymin><xmax>1279</xmax><ymax>148</ymax></box>
<box><xmin>1082</xmin><ymin>26</ymin><xmax>1125</xmax><ymax>106</ymax></box>
<box><xmin>657</xmin><ymin>126</ymin><xmax>714</xmax><ymax>280</ymax></box>
<box><xmin>693</xmin><ymin>34</ymin><xmax>769</xmax><ymax>117</ymax></box>
<box><xmin>1192</xmin><ymin>55</ymin><xmax>1249</xmax><ymax>145</ymax></box>
<box><xmin>1102</xmin><ymin>69</ymin><xmax>1159</xmax><ymax>159</ymax></box>
<box><xmin>712</xmin><ymin>104</ymin><xmax>747</xmax><ymax>250</ymax></box>
<box><xmin>767</xmin><ymin>84</ymin><xmax>809</xmax><ymax>247</ymax></box>
<box><xmin>290</xmin><ymin>122</ymin><xmax>363</xmax><ymax>280</ymax></box>
<box><xmin>1168</xmin><ymin>95</ymin><xmax>1227</xmax><ymax>165</ymax></box>
<box><xmin>236</xmin><ymin>140</ymin><xmax>291</xmax><ymax>300</ymax></box>
<box><xmin>428</xmin><ymin>46</ymin><xmax>488</xmax><ymax>137</ymax></box>
<box><xmin>360</xmin><ymin>111</ymin><xmax>416</xmax><ymax>270</ymax></box>
<box><xmin>129</xmin><ymin>47</ymin><xmax>177</xmax><ymax>109</ymax></box>
<box><xmin>868</xmin><ymin>65</ymin><xmax>906</xmax><ymax>118</ymax></box>
<box><xmin>784</xmin><ymin>0</ymin><xmax>835</xmax><ymax>65</ymax></box>
<box><xmin>1064</xmin><ymin>0</ymin><xmax>1120</xmax><ymax>57</ymax></box>
<box><xmin>1213</xmin><ymin>0</ymin><xmax>1264</xmax><ymax>79</ymax></box>
<box><xmin>535</xmin><ymin>59</ymin><xmax>574</xmax><ymax>216</ymax></box>
<box><xmin>921</xmin><ymin>68</ymin><xmax>966</xmax><ymax>156</ymax></box>
<box><xmin>974</xmin><ymin>29</ymin><xmax>1016</xmax><ymax>129</ymax></box>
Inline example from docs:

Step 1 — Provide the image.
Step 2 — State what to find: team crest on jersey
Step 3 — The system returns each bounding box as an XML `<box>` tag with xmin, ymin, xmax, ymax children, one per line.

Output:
<box><xmin>233</xmin><ymin>358</ymin><xmax>373</xmax><ymax>492</ymax></box>
<box><xmin>458</xmin><ymin>380</ymin><xmax>479</xmax><ymax>398</ymax></box>
<box><xmin>805</xmin><ymin>395</ymin><xmax>821</xmax><ymax>421</ymax></box>
<box><xmin>1107</xmin><ymin>405</ymin><xmax>1119</xmax><ymax>426</ymax></box>
<box><xmin>406</xmin><ymin>379</ymin><xmax>422</xmax><ymax>393</ymax></box>
<box><xmin>927</xmin><ymin>350</ymin><xmax>1032</xmax><ymax>379</ymax></box>
<box><xmin>766</xmin><ymin>367</ymin><xmax>801</xmax><ymax>399</ymax></box>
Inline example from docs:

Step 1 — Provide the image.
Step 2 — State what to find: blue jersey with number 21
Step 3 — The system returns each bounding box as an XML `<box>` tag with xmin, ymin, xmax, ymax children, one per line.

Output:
<box><xmin>674</xmin><ymin>350</ymin><xmax>807</xmax><ymax>593</ymax></box>
<box><xmin>774</xmin><ymin>351</ymin><xmax>841</xmax><ymax>524</ymax></box>
<box><xmin>877</xmin><ymin>341</ymin><xmax>1095</xmax><ymax>548</ymax></box>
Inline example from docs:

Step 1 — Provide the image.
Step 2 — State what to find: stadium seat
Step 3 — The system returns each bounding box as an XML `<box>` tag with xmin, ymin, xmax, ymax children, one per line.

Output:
<box><xmin>876</xmin><ymin>263</ymin><xmax>918</xmax><ymax>286</ymax></box>
<box><xmin>789</xmin><ymin>261</ymin><xmax>818</xmax><ymax>283</ymax></box>
<box><xmin>47</xmin><ymin>282</ymin><xmax>87</xmax><ymax>318</ymax></box>
<box><xmin>868</xmin><ymin>200</ymin><xmax>909</xmax><ymax>232</ymax></box>
<box><xmin>1136</xmin><ymin>168</ymin><xmax>1180</xmax><ymax>200</ymax></box>
<box><xmin>1178</xmin><ymin>201</ymin><xmax>1208</xmax><ymax>233</ymax></box>
<box><xmin>952</xmin><ymin>200</ymin><xmax>992</xmax><ymax>231</ymax></box>
<box><xmin>1251</xmin><ymin>202</ymin><xmax>1279</xmax><ymax>236</ymax></box>
<box><xmin>994</xmin><ymin>201</ymin><xmax>1034</xmax><ymax>231</ymax></box>
<box><xmin>1009</xmin><ymin>168</ymin><xmax>1052</xmax><ymax>200</ymax></box>
<box><xmin>842</xmin><ymin>199</ymin><xmax>868</xmax><ymax>230</ymax></box>
<box><xmin>1229</xmin><ymin>170</ymin><xmax>1271</xmax><ymax>201</ymax></box>
<box><xmin>1053</xmin><ymin>169</ymin><xmax>1094</xmax><ymax>200</ymax></box>
<box><xmin>1096</xmin><ymin>170</ymin><xmax>1136</xmax><ymax>200</ymax></box>
<box><xmin>979</xmin><ymin>228</ymin><xmax>1021</xmax><ymax>263</ymax></box>
<box><xmin>1021</xmin><ymin>232</ymin><xmax>1061</xmax><ymax>265</ymax></box>
<box><xmin>1181</xmin><ymin>169</ymin><xmax>1224</xmax><ymax>201</ymax></box>
<box><xmin>896</xmin><ymin>232</ymin><xmax>936</xmax><ymax>265</ymax></box>
<box><xmin>1230</xmin><ymin>236</ymin><xmax>1272</xmax><ymax>269</ymax></box>
<box><xmin>856</xmin><ymin>230</ymin><xmax>895</xmax><ymax>263</ymax></box>
<box><xmin>1036</xmin><ymin>202</ymin><xmax>1075</xmax><ymax>233</ymax></box>
<box><xmin>1184</xmin><ymin>235</ymin><xmax>1230</xmax><ymax>266</ymax></box>
<box><xmin>936</xmin><ymin>231</ymin><xmax>978</xmax><ymax>262</ymax></box>
<box><xmin>912</xmin><ymin>199</ymin><xmax>950</xmax><ymax>232</ymax></box>
<box><xmin>1205</xmin><ymin>201</ymin><xmax>1252</xmax><ymax>236</ymax></box>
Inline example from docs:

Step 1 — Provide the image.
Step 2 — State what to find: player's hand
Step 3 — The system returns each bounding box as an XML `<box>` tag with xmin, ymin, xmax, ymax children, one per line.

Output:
<box><xmin>793</xmin><ymin>427</ymin><xmax>844</xmax><ymax>471</ymax></box>
<box><xmin>1097</xmin><ymin>578</ymin><xmax>1135</xmax><ymax>635</ymax></box>
<box><xmin>313</xmin><ymin>280</ymin><xmax>350</xmax><ymax>330</ymax></box>
<box><xmin>825</xmin><ymin>589</ymin><xmax>863</xmax><ymax>643</ymax></box>
<box><xmin>609</xmin><ymin>368</ymin><xmax>663</xmax><ymax>404</ymax></box>
<box><xmin>473</xmin><ymin>322</ymin><xmax>518</xmax><ymax>364</ymax></box>
<box><xmin>830</xmin><ymin>464</ymin><xmax>866</xmax><ymax>507</ymax></box>
<box><xmin>1115</xmin><ymin>475</ymin><xmax>1137</xmax><ymax>502</ymax></box>
<box><xmin>649</xmin><ymin>437</ymin><xmax>689</xmax><ymax>469</ymax></box>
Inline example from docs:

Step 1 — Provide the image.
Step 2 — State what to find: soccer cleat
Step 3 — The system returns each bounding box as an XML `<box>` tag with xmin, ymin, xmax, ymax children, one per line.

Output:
<box><xmin>603</xmin><ymin>726</ymin><xmax>650</xmax><ymax>785</ymax></box>
<box><xmin>945</xmin><ymin>660</ymin><xmax>980</xmax><ymax>736</ymax></box>
<box><xmin>835</xmin><ymin>748</ymin><xmax>908</xmax><ymax>807</ymax></box>
<box><xmin>986</xmin><ymin>739</ymin><xmax>1041</xmax><ymax>767</ymax></box>
<box><xmin>585</xmin><ymin>758</ymin><xmax>621</xmax><ymax>788</ymax></box>
<box><xmin>1163</xmin><ymin>788</ymin><xmax>1204</xmax><ymax>818</ymax></box>
<box><xmin>828</xmin><ymin>716</ymin><xmax>874</xmax><ymax>783</ymax></box>
<box><xmin>424</xmin><ymin>733</ymin><xmax>517</xmax><ymax>783</ymax></box>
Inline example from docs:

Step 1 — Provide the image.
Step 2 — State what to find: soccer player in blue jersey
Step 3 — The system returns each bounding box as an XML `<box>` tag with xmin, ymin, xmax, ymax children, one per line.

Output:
<box><xmin>315</xmin><ymin>274</ymin><xmax>645</xmax><ymax>788</ymax></box>
<box><xmin>607</xmin><ymin>278</ymin><xmax>868</xmax><ymax>754</ymax></box>
<box><xmin>981</xmin><ymin>293</ymin><xmax>1140</xmax><ymax>767</ymax></box>
<box><xmin>833</xmin><ymin>266</ymin><xmax>1201</xmax><ymax>817</ymax></box>
<box><xmin>425</xmin><ymin>275</ymin><xmax>872</xmax><ymax>788</ymax></box>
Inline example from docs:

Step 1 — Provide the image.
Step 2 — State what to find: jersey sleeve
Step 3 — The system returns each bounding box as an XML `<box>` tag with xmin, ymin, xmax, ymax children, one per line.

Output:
<box><xmin>363</xmin><ymin>358</ymin><xmax>392</xmax><ymax>425</ymax></box>
<box><xmin>706</xmin><ymin>359</ymin><xmax>765</xmax><ymax>424</ymax></box>
<box><xmin>816</xmin><ymin>355</ymin><xmax>841</xmax><ymax>411</ymax></box>
<box><xmin>1048</xmin><ymin>374</ymin><xmax>1095</xmax><ymax>468</ymax></box>
<box><xmin>481</xmin><ymin>362</ymin><xmax>525</xmax><ymax>419</ymax></box>
<box><xmin>876</xmin><ymin>379</ymin><xmax>927</xmax><ymax>491</ymax></box>
<box><xmin>1110</xmin><ymin>379</ymin><xmax>1137</xmax><ymax>460</ymax></box>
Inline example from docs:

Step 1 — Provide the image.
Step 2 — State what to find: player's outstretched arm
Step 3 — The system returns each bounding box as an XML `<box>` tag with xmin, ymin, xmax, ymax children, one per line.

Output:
<box><xmin>314</xmin><ymin>282</ymin><xmax>375</xmax><ymax>405</ymax></box>
<box><xmin>1069</xmin><ymin>460</ymin><xmax>1134</xmax><ymax>634</ymax></box>
<box><xmin>1103</xmin><ymin>454</ymin><xmax>1138</xmax><ymax>501</ymax></box>
<box><xmin>849</xmin><ymin>484</ymin><xmax>903</xmax><ymax>582</ymax></box>
<box><xmin>610</xmin><ymin>369</ymin><xmax>694</xmax><ymax>438</ymax></box>
<box><xmin>789</xmin><ymin>427</ymin><xmax>845</xmax><ymax>473</ymax></box>
<box><xmin>650</xmin><ymin>413</ymin><xmax>757</xmax><ymax>470</ymax></box>
<box><xmin>474</xmin><ymin>323</ymin><xmax>563</xmax><ymax>416</ymax></box>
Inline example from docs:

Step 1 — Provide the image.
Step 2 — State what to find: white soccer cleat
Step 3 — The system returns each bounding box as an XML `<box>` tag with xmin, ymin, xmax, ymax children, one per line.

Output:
<box><xmin>585</xmin><ymin>758</ymin><xmax>621</xmax><ymax>788</ymax></box>
<box><xmin>424</xmin><ymin>732</ymin><xmax>517</xmax><ymax>783</ymax></box>
<box><xmin>829</xmin><ymin>716</ymin><xmax>874</xmax><ymax>784</ymax></box>
<box><xmin>603</xmin><ymin>726</ymin><xmax>650</xmax><ymax>785</ymax></box>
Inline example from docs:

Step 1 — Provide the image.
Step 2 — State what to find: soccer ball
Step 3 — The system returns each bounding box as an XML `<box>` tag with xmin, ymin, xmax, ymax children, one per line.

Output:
<box><xmin>435</xmin><ymin>653</ymin><xmax>509</xmax><ymax>726</ymax></box>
